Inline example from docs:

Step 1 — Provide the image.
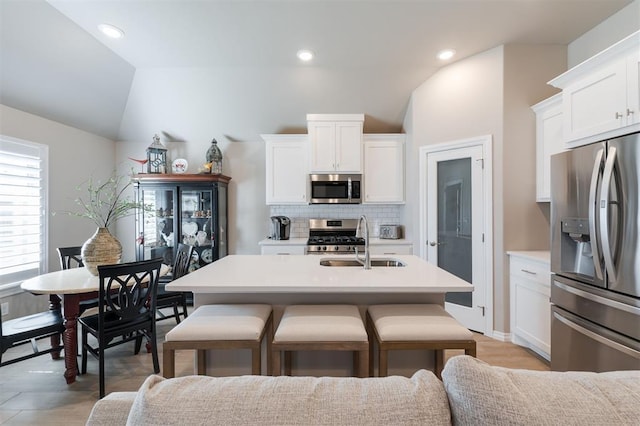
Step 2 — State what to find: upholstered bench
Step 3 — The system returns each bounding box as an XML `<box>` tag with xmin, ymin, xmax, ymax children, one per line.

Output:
<box><xmin>163</xmin><ymin>304</ymin><xmax>273</xmax><ymax>377</ymax></box>
<box><xmin>366</xmin><ymin>304</ymin><xmax>476</xmax><ymax>378</ymax></box>
<box><xmin>272</xmin><ymin>305</ymin><xmax>369</xmax><ymax>377</ymax></box>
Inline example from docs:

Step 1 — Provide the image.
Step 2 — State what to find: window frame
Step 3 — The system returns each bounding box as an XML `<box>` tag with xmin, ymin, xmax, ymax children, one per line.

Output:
<box><xmin>0</xmin><ymin>134</ymin><xmax>49</xmax><ymax>297</ymax></box>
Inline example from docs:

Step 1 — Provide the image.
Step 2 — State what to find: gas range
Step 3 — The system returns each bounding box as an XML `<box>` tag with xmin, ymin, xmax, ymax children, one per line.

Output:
<box><xmin>306</xmin><ymin>219</ymin><xmax>365</xmax><ymax>255</ymax></box>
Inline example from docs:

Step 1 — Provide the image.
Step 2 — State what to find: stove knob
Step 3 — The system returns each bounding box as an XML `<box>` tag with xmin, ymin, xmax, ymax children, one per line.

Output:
<box><xmin>322</xmin><ymin>246</ymin><xmax>327</xmax><ymax>251</ymax></box>
<box><xmin>334</xmin><ymin>246</ymin><xmax>339</xmax><ymax>251</ymax></box>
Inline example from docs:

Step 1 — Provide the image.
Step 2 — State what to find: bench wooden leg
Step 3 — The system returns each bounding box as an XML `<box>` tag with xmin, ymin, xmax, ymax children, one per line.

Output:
<box><xmin>435</xmin><ymin>350</ymin><xmax>444</xmax><ymax>379</ymax></box>
<box><xmin>197</xmin><ymin>349</ymin><xmax>207</xmax><ymax>375</ymax></box>
<box><xmin>358</xmin><ymin>350</ymin><xmax>368</xmax><ymax>378</ymax></box>
<box><xmin>266</xmin><ymin>316</ymin><xmax>274</xmax><ymax>376</ymax></box>
<box><xmin>379</xmin><ymin>349</ymin><xmax>388</xmax><ymax>377</ymax></box>
<box><xmin>272</xmin><ymin>349</ymin><xmax>281</xmax><ymax>376</ymax></box>
<box><xmin>465</xmin><ymin>345</ymin><xmax>477</xmax><ymax>358</ymax></box>
<box><xmin>163</xmin><ymin>346</ymin><xmax>175</xmax><ymax>378</ymax></box>
<box><xmin>284</xmin><ymin>351</ymin><xmax>292</xmax><ymax>376</ymax></box>
<box><xmin>251</xmin><ymin>347</ymin><xmax>261</xmax><ymax>375</ymax></box>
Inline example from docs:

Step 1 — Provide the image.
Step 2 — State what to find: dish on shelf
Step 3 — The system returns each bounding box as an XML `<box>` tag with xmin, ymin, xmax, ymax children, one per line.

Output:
<box><xmin>201</xmin><ymin>248</ymin><xmax>213</xmax><ymax>263</ymax></box>
<box><xmin>172</xmin><ymin>158</ymin><xmax>188</xmax><ymax>174</ymax></box>
<box><xmin>188</xmin><ymin>251</ymin><xmax>200</xmax><ymax>272</ymax></box>
<box><xmin>182</xmin><ymin>221</ymin><xmax>198</xmax><ymax>237</ymax></box>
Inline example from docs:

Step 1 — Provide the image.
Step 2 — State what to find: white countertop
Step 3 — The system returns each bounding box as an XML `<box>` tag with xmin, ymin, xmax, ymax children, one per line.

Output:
<box><xmin>506</xmin><ymin>250</ymin><xmax>550</xmax><ymax>264</ymax></box>
<box><xmin>258</xmin><ymin>238</ymin><xmax>412</xmax><ymax>246</ymax></box>
<box><xmin>166</xmin><ymin>254</ymin><xmax>472</xmax><ymax>294</ymax></box>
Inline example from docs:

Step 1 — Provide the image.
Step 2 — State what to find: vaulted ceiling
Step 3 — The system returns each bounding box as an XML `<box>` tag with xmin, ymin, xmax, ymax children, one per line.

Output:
<box><xmin>0</xmin><ymin>0</ymin><xmax>632</xmax><ymax>141</ymax></box>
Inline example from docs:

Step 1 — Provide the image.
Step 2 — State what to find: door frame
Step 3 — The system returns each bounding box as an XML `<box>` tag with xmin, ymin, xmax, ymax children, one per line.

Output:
<box><xmin>418</xmin><ymin>134</ymin><xmax>494</xmax><ymax>336</ymax></box>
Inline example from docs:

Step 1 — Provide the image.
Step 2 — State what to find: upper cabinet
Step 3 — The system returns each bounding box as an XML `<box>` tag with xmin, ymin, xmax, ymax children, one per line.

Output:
<box><xmin>307</xmin><ymin>114</ymin><xmax>364</xmax><ymax>173</ymax></box>
<box><xmin>363</xmin><ymin>134</ymin><xmax>405</xmax><ymax>204</ymax></box>
<box><xmin>262</xmin><ymin>134</ymin><xmax>308</xmax><ymax>205</ymax></box>
<box><xmin>549</xmin><ymin>31</ymin><xmax>639</xmax><ymax>147</ymax></box>
<box><xmin>532</xmin><ymin>94</ymin><xmax>564</xmax><ymax>202</ymax></box>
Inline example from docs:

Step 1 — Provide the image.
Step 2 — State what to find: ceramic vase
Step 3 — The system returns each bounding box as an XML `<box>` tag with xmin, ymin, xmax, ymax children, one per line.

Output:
<box><xmin>81</xmin><ymin>227</ymin><xmax>122</xmax><ymax>275</ymax></box>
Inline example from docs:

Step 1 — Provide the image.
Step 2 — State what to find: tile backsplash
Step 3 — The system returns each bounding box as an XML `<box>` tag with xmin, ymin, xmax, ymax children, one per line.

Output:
<box><xmin>269</xmin><ymin>205</ymin><xmax>404</xmax><ymax>238</ymax></box>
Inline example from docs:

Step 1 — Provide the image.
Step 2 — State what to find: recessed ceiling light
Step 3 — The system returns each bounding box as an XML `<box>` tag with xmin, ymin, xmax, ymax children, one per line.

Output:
<box><xmin>297</xmin><ymin>49</ymin><xmax>314</xmax><ymax>62</ymax></box>
<box><xmin>98</xmin><ymin>23</ymin><xmax>125</xmax><ymax>39</ymax></box>
<box><xmin>437</xmin><ymin>49</ymin><xmax>456</xmax><ymax>61</ymax></box>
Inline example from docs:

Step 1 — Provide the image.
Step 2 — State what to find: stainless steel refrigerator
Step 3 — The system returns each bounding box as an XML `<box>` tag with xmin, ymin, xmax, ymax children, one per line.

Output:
<box><xmin>550</xmin><ymin>131</ymin><xmax>640</xmax><ymax>371</ymax></box>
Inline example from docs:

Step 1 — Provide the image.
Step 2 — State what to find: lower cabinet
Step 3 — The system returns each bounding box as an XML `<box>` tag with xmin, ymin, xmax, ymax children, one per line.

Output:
<box><xmin>508</xmin><ymin>251</ymin><xmax>551</xmax><ymax>361</ymax></box>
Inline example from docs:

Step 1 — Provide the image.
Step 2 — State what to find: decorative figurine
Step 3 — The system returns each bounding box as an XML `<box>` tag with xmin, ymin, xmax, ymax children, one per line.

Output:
<box><xmin>146</xmin><ymin>134</ymin><xmax>167</xmax><ymax>174</ymax></box>
<box><xmin>205</xmin><ymin>138</ymin><xmax>223</xmax><ymax>174</ymax></box>
<box><xmin>128</xmin><ymin>157</ymin><xmax>148</xmax><ymax>173</ymax></box>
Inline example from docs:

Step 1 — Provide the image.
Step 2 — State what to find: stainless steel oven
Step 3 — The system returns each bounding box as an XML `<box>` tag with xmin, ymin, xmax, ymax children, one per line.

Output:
<box><xmin>309</xmin><ymin>174</ymin><xmax>361</xmax><ymax>204</ymax></box>
<box><xmin>305</xmin><ymin>219</ymin><xmax>365</xmax><ymax>254</ymax></box>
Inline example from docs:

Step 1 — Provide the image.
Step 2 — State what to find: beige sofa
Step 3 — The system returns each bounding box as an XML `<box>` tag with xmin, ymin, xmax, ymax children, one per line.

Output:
<box><xmin>86</xmin><ymin>356</ymin><xmax>640</xmax><ymax>425</ymax></box>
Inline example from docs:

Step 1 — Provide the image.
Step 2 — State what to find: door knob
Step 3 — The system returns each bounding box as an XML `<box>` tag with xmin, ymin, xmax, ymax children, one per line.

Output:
<box><xmin>429</xmin><ymin>241</ymin><xmax>445</xmax><ymax>246</ymax></box>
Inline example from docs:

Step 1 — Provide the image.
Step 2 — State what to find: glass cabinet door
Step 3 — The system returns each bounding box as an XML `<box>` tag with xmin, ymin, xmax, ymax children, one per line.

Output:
<box><xmin>217</xmin><ymin>185</ymin><xmax>227</xmax><ymax>258</ymax></box>
<box><xmin>137</xmin><ymin>187</ymin><xmax>177</xmax><ymax>265</ymax></box>
<box><xmin>180</xmin><ymin>188</ymin><xmax>215</xmax><ymax>270</ymax></box>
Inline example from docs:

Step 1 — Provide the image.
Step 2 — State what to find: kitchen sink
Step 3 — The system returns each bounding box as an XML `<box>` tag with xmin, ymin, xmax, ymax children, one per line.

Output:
<box><xmin>319</xmin><ymin>258</ymin><xmax>406</xmax><ymax>267</ymax></box>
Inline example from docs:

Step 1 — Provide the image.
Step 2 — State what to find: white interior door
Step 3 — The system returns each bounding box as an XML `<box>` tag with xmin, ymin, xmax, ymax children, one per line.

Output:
<box><xmin>420</xmin><ymin>137</ymin><xmax>492</xmax><ymax>334</ymax></box>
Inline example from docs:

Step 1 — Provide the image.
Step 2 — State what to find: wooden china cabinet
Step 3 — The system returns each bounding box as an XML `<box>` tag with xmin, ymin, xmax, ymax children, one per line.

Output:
<box><xmin>132</xmin><ymin>174</ymin><xmax>231</xmax><ymax>272</ymax></box>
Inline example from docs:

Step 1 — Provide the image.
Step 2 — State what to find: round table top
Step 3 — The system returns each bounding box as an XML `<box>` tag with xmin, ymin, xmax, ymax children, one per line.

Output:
<box><xmin>20</xmin><ymin>264</ymin><xmax>170</xmax><ymax>295</ymax></box>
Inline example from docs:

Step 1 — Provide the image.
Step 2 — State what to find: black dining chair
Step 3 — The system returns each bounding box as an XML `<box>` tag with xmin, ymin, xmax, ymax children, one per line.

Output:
<box><xmin>57</xmin><ymin>246</ymin><xmax>101</xmax><ymax>315</ymax></box>
<box><xmin>0</xmin><ymin>303</ymin><xmax>65</xmax><ymax>367</ymax></box>
<box><xmin>78</xmin><ymin>258</ymin><xmax>163</xmax><ymax>399</ymax></box>
<box><xmin>156</xmin><ymin>243</ymin><xmax>194</xmax><ymax>324</ymax></box>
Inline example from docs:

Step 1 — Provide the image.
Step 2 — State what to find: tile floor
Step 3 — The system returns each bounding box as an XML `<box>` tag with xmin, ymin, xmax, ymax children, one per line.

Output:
<box><xmin>0</xmin><ymin>310</ymin><xmax>548</xmax><ymax>425</ymax></box>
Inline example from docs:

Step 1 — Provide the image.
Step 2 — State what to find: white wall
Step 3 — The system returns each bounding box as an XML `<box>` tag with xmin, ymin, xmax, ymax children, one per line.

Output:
<box><xmin>403</xmin><ymin>46</ymin><xmax>505</xmax><ymax>332</ymax></box>
<box><xmin>402</xmin><ymin>44</ymin><xmax>566</xmax><ymax>334</ymax></box>
<box><xmin>568</xmin><ymin>0</ymin><xmax>640</xmax><ymax>67</ymax></box>
<box><xmin>0</xmin><ymin>104</ymin><xmax>115</xmax><ymax>318</ymax></box>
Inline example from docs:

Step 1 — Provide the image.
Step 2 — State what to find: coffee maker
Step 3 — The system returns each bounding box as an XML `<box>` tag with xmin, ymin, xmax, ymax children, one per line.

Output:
<box><xmin>270</xmin><ymin>216</ymin><xmax>291</xmax><ymax>240</ymax></box>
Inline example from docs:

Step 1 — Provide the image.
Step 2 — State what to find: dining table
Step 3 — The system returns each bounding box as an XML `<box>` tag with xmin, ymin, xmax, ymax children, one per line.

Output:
<box><xmin>20</xmin><ymin>264</ymin><xmax>169</xmax><ymax>384</ymax></box>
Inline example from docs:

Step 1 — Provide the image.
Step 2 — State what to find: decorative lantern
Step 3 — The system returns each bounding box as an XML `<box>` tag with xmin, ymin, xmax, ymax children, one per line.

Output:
<box><xmin>146</xmin><ymin>134</ymin><xmax>167</xmax><ymax>174</ymax></box>
<box><xmin>205</xmin><ymin>138</ymin><xmax>223</xmax><ymax>174</ymax></box>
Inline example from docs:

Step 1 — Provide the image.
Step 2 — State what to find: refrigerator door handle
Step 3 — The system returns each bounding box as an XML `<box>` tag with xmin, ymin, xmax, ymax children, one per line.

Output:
<box><xmin>589</xmin><ymin>148</ymin><xmax>605</xmax><ymax>280</ymax></box>
<box><xmin>600</xmin><ymin>146</ymin><xmax>617</xmax><ymax>281</ymax></box>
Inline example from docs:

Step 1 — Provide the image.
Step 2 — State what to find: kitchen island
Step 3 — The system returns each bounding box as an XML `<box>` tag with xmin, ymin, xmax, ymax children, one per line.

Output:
<box><xmin>166</xmin><ymin>254</ymin><xmax>474</xmax><ymax>376</ymax></box>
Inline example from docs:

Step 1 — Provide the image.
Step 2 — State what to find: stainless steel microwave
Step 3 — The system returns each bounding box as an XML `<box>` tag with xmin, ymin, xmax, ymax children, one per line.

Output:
<box><xmin>309</xmin><ymin>174</ymin><xmax>361</xmax><ymax>204</ymax></box>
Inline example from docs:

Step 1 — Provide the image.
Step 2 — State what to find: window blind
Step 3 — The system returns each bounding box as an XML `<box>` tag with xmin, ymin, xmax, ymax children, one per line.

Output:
<box><xmin>0</xmin><ymin>136</ymin><xmax>48</xmax><ymax>288</ymax></box>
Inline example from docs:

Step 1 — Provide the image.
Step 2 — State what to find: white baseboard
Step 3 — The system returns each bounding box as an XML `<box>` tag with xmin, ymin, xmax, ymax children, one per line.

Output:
<box><xmin>487</xmin><ymin>330</ymin><xmax>511</xmax><ymax>342</ymax></box>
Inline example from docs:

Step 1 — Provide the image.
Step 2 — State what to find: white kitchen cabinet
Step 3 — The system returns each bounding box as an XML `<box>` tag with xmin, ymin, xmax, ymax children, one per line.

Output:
<box><xmin>262</xmin><ymin>134</ymin><xmax>308</xmax><ymax>205</ymax></box>
<box><xmin>549</xmin><ymin>31</ymin><xmax>639</xmax><ymax>147</ymax></box>
<box><xmin>307</xmin><ymin>114</ymin><xmax>364</xmax><ymax>173</ymax></box>
<box><xmin>508</xmin><ymin>251</ymin><xmax>551</xmax><ymax>361</ymax></box>
<box><xmin>532</xmin><ymin>94</ymin><xmax>564</xmax><ymax>202</ymax></box>
<box><xmin>363</xmin><ymin>134</ymin><xmax>405</xmax><ymax>204</ymax></box>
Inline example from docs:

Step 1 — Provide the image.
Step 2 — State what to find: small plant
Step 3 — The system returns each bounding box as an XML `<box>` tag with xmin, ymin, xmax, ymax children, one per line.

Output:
<box><xmin>61</xmin><ymin>171</ymin><xmax>142</xmax><ymax>228</ymax></box>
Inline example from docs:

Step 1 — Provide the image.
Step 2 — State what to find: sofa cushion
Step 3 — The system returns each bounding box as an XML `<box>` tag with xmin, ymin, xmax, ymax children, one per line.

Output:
<box><xmin>126</xmin><ymin>370</ymin><xmax>450</xmax><ymax>426</ymax></box>
<box><xmin>442</xmin><ymin>355</ymin><xmax>640</xmax><ymax>425</ymax></box>
<box><xmin>86</xmin><ymin>392</ymin><xmax>137</xmax><ymax>425</ymax></box>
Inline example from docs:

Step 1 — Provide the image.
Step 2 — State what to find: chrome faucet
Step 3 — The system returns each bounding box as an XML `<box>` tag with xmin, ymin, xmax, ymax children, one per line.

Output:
<box><xmin>355</xmin><ymin>215</ymin><xmax>371</xmax><ymax>270</ymax></box>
